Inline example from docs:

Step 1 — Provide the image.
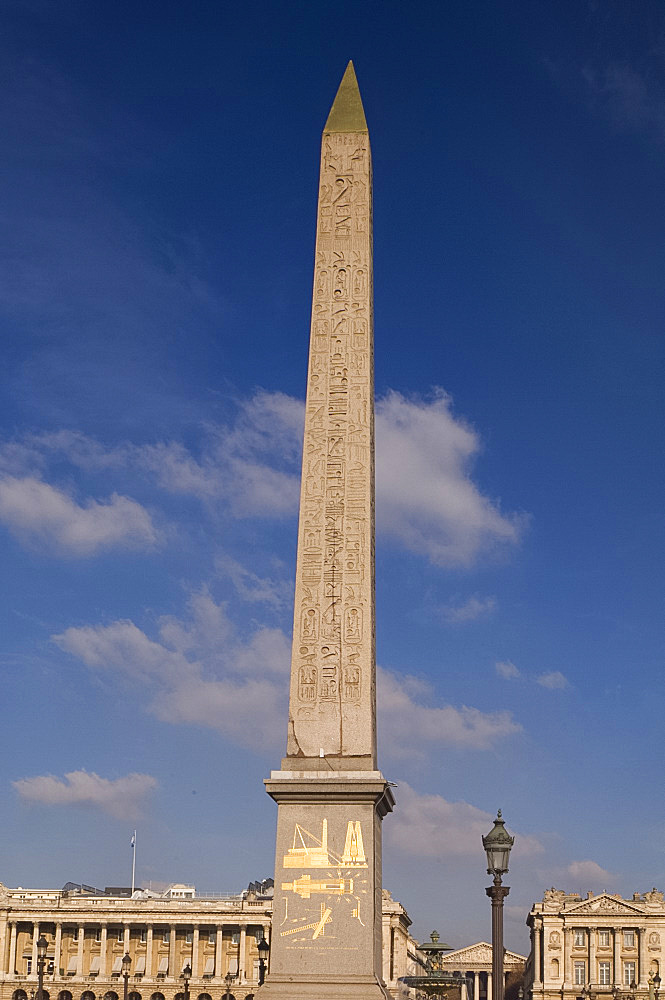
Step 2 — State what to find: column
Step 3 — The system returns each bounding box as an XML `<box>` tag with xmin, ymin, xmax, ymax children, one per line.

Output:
<box><xmin>192</xmin><ymin>928</ymin><xmax>199</xmax><ymax>978</ymax></box>
<box><xmin>564</xmin><ymin>927</ymin><xmax>573</xmax><ymax>986</ymax></box>
<box><xmin>9</xmin><ymin>922</ymin><xmax>17</xmax><ymax>978</ymax></box>
<box><xmin>614</xmin><ymin>929</ymin><xmax>621</xmax><ymax>986</ymax></box>
<box><xmin>215</xmin><ymin>926</ymin><xmax>223</xmax><ymax>978</ymax></box>
<box><xmin>488</xmin><ymin>971</ymin><xmax>493</xmax><ymax>1000</ymax></box>
<box><xmin>146</xmin><ymin>927</ymin><xmax>153</xmax><ymax>978</ymax></box>
<box><xmin>76</xmin><ymin>925</ymin><xmax>84</xmax><ymax>976</ymax></box>
<box><xmin>639</xmin><ymin>928</ymin><xmax>647</xmax><ymax>986</ymax></box>
<box><xmin>54</xmin><ymin>924</ymin><xmax>62</xmax><ymax>975</ymax></box>
<box><xmin>589</xmin><ymin>927</ymin><xmax>596</xmax><ymax>984</ymax></box>
<box><xmin>32</xmin><ymin>922</ymin><xmax>40</xmax><ymax>976</ymax></box>
<box><xmin>533</xmin><ymin>920</ymin><xmax>542</xmax><ymax>986</ymax></box>
<box><xmin>99</xmin><ymin>925</ymin><xmax>107</xmax><ymax>976</ymax></box>
<box><xmin>474</xmin><ymin>972</ymin><xmax>480</xmax><ymax>1000</ymax></box>
<box><xmin>239</xmin><ymin>927</ymin><xmax>246</xmax><ymax>983</ymax></box>
<box><xmin>169</xmin><ymin>925</ymin><xmax>176</xmax><ymax>978</ymax></box>
<box><xmin>124</xmin><ymin>924</ymin><xmax>130</xmax><ymax>955</ymax></box>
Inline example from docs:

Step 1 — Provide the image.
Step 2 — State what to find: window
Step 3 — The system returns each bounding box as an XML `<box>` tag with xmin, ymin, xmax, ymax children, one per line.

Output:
<box><xmin>624</xmin><ymin>931</ymin><xmax>636</xmax><ymax>948</ymax></box>
<box><xmin>574</xmin><ymin>962</ymin><xmax>586</xmax><ymax>985</ymax></box>
<box><xmin>207</xmin><ymin>932</ymin><xmax>215</xmax><ymax>946</ymax></box>
<box><xmin>95</xmin><ymin>930</ymin><xmax>102</xmax><ymax>943</ymax></box>
<box><xmin>574</xmin><ymin>930</ymin><xmax>586</xmax><ymax>948</ymax></box>
<box><xmin>599</xmin><ymin>931</ymin><xmax>611</xmax><ymax>947</ymax></box>
<box><xmin>624</xmin><ymin>963</ymin><xmax>636</xmax><ymax>986</ymax></box>
<box><xmin>162</xmin><ymin>932</ymin><xmax>170</xmax><ymax>945</ymax></box>
<box><xmin>599</xmin><ymin>963</ymin><xmax>611</xmax><ymax>985</ymax></box>
<box><xmin>184</xmin><ymin>933</ymin><xmax>192</xmax><ymax>945</ymax></box>
<box><xmin>231</xmin><ymin>933</ymin><xmax>240</xmax><ymax>946</ymax></box>
<box><xmin>47</xmin><ymin>960</ymin><xmax>55</xmax><ymax>975</ymax></box>
<box><xmin>72</xmin><ymin>930</ymin><xmax>79</xmax><ymax>943</ymax></box>
<box><xmin>140</xmin><ymin>931</ymin><xmax>147</xmax><ymax>944</ymax></box>
<box><xmin>117</xmin><ymin>930</ymin><xmax>124</xmax><ymax>944</ymax></box>
<box><xmin>26</xmin><ymin>960</ymin><xmax>32</xmax><ymax>975</ymax></box>
<box><xmin>550</xmin><ymin>959</ymin><xmax>559</xmax><ymax>979</ymax></box>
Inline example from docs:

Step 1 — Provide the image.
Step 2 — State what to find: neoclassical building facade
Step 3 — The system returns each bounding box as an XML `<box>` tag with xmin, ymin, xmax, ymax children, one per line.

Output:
<box><xmin>440</xmin><ymin>941</ymin><xmax>526</xmax><ymax>1000</ymax></box>
<box><xmin>0</xmin><ymin>881</ymin><xmax>417</xmax><ymax>1000</ymax></box>
<box><xmin>526</xmin><ymin>889</ymin><xmax>665</xmax><ymax>1000</ymax></box>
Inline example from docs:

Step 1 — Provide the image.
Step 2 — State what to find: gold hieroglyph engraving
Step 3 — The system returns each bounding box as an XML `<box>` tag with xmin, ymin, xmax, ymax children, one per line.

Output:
<box><xmin>281</xmin><ymin>875</ymin><xmax>354</xmax><ymax>899</ymax></box>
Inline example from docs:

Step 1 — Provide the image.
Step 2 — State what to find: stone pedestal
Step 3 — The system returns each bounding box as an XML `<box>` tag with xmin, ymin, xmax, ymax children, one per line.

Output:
<box><xmin>256</xmin><ymin>771</ymin><xmax>394</xmax><ymax>999</ymax></box>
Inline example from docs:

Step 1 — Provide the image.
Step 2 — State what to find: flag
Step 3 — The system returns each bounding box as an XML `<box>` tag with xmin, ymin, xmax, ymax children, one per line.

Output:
<box><xmin>130</xmin><ymin>833</ymin><xmax>135</xmax><ymax>849</ymax></box>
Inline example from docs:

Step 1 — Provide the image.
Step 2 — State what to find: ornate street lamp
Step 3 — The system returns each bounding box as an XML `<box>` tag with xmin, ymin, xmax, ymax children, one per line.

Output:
<box><xmin>36</xmin><ymin>935</ymin><xmax>48</xmax><ymax>1000</ymax></box>
<box><xmin>257</xmin><ymin>938</ymin><xmax>269</xmax><ymax>987</ymax></box>
<box><xmin>482</xmin><ymin>811</ymin><xmax>514</xmax><ymax>1000</ymax></box>
<box><xmin>181</xmin><ymin>963</ymin><xmax>191</xmax><ymax>1000</ymax></box>
<box><xmin>121</xmin><ymin>952</ymin><xmax>131</xmax><ymax>1000</ymax></box>
<box><xmin>224</xmin><ymin>971</ymin><xmax>235</xmax><ymax>1000</ymax></box>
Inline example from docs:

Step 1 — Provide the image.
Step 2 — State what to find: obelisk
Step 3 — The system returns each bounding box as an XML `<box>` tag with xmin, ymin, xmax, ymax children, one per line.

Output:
<box><xmin>259</xmin><ymin>63</ymin><xmax>394</xmax><ymax>1000</ymax></box>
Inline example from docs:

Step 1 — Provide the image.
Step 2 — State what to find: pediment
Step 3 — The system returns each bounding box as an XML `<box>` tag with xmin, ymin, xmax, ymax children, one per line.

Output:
<box><xmin>442</xmin><ymin>942</ymin><xmax>526</xmax><ymax>966</ymax></box>
<box><xmin>565</xmin><ymin>894</ymin><xmax>645</xmax><ymax>916</ymax></box>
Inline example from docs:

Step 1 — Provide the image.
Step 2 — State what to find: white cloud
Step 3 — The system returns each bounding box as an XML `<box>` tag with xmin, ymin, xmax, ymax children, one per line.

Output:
<box><xmin>537</xmin><ymin>670</ymin><xmax>568</xmax><ymax>690</ymax></box>
<box><xmin>3</xmin><ymin>386</ymin><xmax>527</xmax><ymax>568</ymax></box>
<box><xmin>386</xmin><ymin>783</ymin><xmax>543</xmax><ymax>859</ymax></box>
<box><xmin>376</xmin><ymin>390</ymin><xmax>526</xmax><ymax>566</ymax></box>
<box><xmin>378</xmin><ymin>667</ymin><xmax>521</xmax><ymax>758</ymax></box>
<box><xmin>216</xmin><ymin>555</ymin><xmax>289</xmax><ymax>611</ymax></box>
<box><xmin>133</xmin><ymin>391</ymin><xmax>303</xmax><ymax>517</ymax></box>
<box><xmin>0</xmin><ymin>475</ymin><xmax>158</xmax><ymax>556</ymax></box>
<box><xmin>54</xmin><ymin>586</ymin><xmax>521</xmax><ymax>760</ymax></box>
<box><xmin>13</xmin><ymin>770</ymin><xmax>156</xmax><ymax>820</ymax></box>
<box><xmin>496</xmin><ymin>660</ymin><xmax>521</xmax><ymax>680</ymax></box>
<box><xmin>582</xmin><ymin>62</ymin><xmax>665</xmax><ymax>139</ymax></box>
<box><xmin>440</xmin><ymin>595</ymin><xmax>497</xmax><ymax>624</ymax></box>
<box><xmin>53</xmin><ymin>589</ymin><xmax>291</xmax><ymax>753</ymax></box>
<box><xmin>567</xmin><ymin>860</ymin><xmax>615</xmax><ymax>886</ymax></box>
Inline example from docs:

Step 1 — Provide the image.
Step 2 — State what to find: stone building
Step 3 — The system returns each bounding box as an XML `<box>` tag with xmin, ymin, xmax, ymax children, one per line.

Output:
<box><xmin>0</xmin><ymin>880</ymin><xmax>417</xmax><ymax>1000</ymax></box>
<box><xmin>439</xmin><ymin>940</ymin><xmax>526</xmax><ymax>1000</ymax></box>
<box><xmin>526</xmin><ymin>889</ymin><xmax>665</xmax><ymax>1000</ymax></box>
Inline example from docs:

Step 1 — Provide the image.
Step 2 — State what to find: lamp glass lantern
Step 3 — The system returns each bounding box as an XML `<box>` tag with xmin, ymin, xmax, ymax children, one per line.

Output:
<box><xmin>257</xmin><ymin>937</ymin><xmax>269</xmax><ymax>962</ymax></box>
<box><xmin>482</xmin><ymin>810</ymin><xmax>515</xmax><ymax>876</ymax></box>
<box><xmin>37</xmin><ymin>937</ymin><xmax>48</xmax><ymax>961</ymax></box>
<box><xmin>182</xmin><ymin>964</ymin><xmax>191</xmax><ymax>984</ymax></box>
<box><xmin>122</xmin><ymin>953</ymin><xmax>132</xmax><ymax>975</ymax></box>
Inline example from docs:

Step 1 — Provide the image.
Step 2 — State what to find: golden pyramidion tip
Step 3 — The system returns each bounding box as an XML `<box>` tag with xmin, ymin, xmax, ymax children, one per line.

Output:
<box><xmin>323</xmin><ymin>60</ymin><xmax>368</xmax><ymax>134</ymax></box>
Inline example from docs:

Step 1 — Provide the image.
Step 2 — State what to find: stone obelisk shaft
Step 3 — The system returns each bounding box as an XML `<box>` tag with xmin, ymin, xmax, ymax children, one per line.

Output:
<box><xmin>285</xmin><ymin>61</ymin><xmax>375</xmax><ymax>769</ymax></box>
<box><xmin>260</xmin><ymin>64</ymin><xmax>392</xmax><ymax>1000</ymax></box>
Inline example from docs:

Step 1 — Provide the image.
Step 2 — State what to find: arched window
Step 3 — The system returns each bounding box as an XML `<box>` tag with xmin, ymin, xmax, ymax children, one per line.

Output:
<box><xmin>103</xmin><ymin>992</ymin><xmax>118</xmax><ymax>1000</ymax></box>
<box><xmin>59</xmin><ymin>990</ymin><xmax>73</xmax><ymax>1000</ymax></box>
<box><xmin>13</xmin><ymin>990</ymin><xmax>28</xmax><ymax>1000</ymax></box>
<box><xmin>81</xmin><ymin>991</ymin><xmax>95</xmax><ymax>1000</ymax></box>
<box><xmin>174</xmin><ymin>993</ymin><xmax>185</xmax><ymax>1000</ymax></box>
<box><xmin>128</xmin><ymin>992</ymin><xmax>141</xmax><ymax>1000</ymax></box>
<box><xmin>245</xmin><ymin>994</ymin><xmax>255</xmax><ymax>1000</ymax></box>
<box><xmin>551</xmin><ymin>959</ymin><xmax>560</xmax><ymax>978</ymax></box>
<box><xmin>40</xmin><ymin>992</ymin><xmax>50</xmax><ymax>1000</ymax></box>
<box><xmin>198</xmin><ymin>994</ymin><xmax>212</xmax><ymax>1000</ymax></box>
<box><xmin>150</xmin><ymin>993</ymin><xmax>165</xmax><ymax>1000</ymax></box>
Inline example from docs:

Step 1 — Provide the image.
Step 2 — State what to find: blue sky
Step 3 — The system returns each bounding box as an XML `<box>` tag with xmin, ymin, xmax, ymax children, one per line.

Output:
<box><xmin>2</xmin><ymin>0</ymin><xmax>665</xmax><ymax>953</ymax></box>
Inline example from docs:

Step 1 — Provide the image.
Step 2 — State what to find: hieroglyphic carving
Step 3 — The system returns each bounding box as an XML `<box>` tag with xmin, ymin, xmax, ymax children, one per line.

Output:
<box><xmin>287</xmin><ymin>115</ymin><xmax>374</xmax><ymax>759</ymax></box>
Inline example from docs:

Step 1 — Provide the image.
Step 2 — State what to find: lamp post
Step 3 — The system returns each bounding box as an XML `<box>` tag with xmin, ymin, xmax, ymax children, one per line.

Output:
<box><xmin>224</xmin><ymin>971</ymin><xmax>234</xmax><ymax>999</ymax></box>
<box><xmin>36</xmin><ymin>935</ymin><xmax>47</xmax><ymax>1000</ymax></box>
<box><xmin>482</xmin><ymin>811</ymin><xmax>514</xmax><ymax>1000</ymax></box>
<box><xmin>121</xmin><ymin>952</ymin><xmax>131</xmax><ymax>1000</ymax></box>
<box><xmin>257</xmin><ymin>937</ymin><xmax>269</xmax><ymax>987</ymax></box>
<box><xmin>181</xmin><ymin>963</ymin><xmax>191</xmax><ymax>1000</ymax></box>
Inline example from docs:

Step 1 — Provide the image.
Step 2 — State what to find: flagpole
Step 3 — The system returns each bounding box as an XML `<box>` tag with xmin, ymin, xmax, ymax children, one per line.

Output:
<box><xmin>131</xmin><ymin>831</ymin><xmax>136</xmax><ymax>895</ymax></box>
